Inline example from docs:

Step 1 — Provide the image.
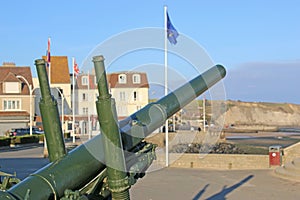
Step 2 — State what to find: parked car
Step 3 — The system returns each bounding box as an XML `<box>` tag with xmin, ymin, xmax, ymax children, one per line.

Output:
<box><xmin>9</xmin><ymin>127</ymin><xmax>44</xmax><ymax>136</ymax></box>
<box><xmin>9</xmin><ymin>128</ymin><xmax>26</xmax><ymax>136</ymax></box>
<box><xmin>32</xmin><ymin>127</ymin><xmax>44</xmax><ymax>134</ymax></box>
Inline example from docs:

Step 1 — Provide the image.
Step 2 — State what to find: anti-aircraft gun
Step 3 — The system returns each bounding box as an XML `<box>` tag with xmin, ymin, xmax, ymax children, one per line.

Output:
<box><xmin>0</xmin><ymin>55</ymin><xmax>226</xmax><ymax>199</ymax></box>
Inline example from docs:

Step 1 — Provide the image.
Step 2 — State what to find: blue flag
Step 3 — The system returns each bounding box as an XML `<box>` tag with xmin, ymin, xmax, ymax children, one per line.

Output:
<box><xmin>167</xmin><ymin>12</ymin><xmax>179</xmax><ymax>45</ymax></box>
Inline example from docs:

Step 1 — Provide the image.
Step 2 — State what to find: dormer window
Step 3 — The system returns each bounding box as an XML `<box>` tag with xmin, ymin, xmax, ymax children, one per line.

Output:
<box><xmin>82</xmin><ymin>76</ymin><xmax>88</xmax><ymax>85</ymax></box>
<box><xmin>132</xmin><ymin>74</ymin><xmax>141</xmax><ymax>84</ymax></box>
<box><xmin>3</xmin><ymin>82</ymin><xmax>20</xmax><ymax>94</ymax></box>
<box><xmin>118</xmin><ymin>74</ymin><xmax>127</xmax><ymax>84</ymax></box>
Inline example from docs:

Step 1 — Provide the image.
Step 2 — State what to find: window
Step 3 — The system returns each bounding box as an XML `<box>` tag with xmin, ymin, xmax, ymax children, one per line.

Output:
<box><xmin>82</xmin><ymin>93</ymin><xmax>87</xmax><ymax>101</ymax></box>
<box><xmin>133</xmin><ymin>91</ymin><xmax>138</xmax><ymax>101</ymax></box>
<box><xmin>3</xmin><ymin>82</ymin><xmax>20</xmax><ymax>93</ymax></box>
<box><xmin>58</xmin><ymin>89</ymin><xmax>63</xmax><ymax>99</ymax></box>
<box><xmin>83</xmin><ymin>107</ymin><xmax>88</xmax><ymax>115</ymax></box>
<box><xmin>3</xmin><ymin>100</ymin><xmax>21</xmax><ymax>110</ymax></box>
<box><xmin>118</xmin><ymin>74</ymin><xmax>127</xmax><ymax>84</ymax></box>
<box><xmin>133</xmin><ymin>74</ymin><xmax>141</xmax><ymax>84</ymax></box>
<box><xmin>82</xmin><ymin>76</ymin><xmax>88</xmax><ymax>85</ymax></box>
<box><xmin>120</xmin><ymin>91</ymin><xmax>126</xmax><ymax>101</ymax></box>
<box><xmin>117</xmin><ymin>106</ymin><xmax>127</xmax><ymax>116</ymax></box>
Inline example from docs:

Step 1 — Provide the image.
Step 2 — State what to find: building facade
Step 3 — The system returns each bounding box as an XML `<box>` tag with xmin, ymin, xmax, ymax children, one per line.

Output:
<box><xmin>108</xmin><ymin>72</ymin><xmax>149</xmax><ymax>118</ymax></box>
<box><xmin>74</xmin><ymin>71</ymin><xmax>149</xmax><ymax>135</ymax></box>
<box><xmin>0</xmin><ymin>58</ymin><xmax>150</xmax><ymax>137</ymax></box>
<box><xmin>0</xmin><ymin>62</ymin><xmax>33</xmax><ymax>135</ymax></box>
<box><xmin>74</xmin><ymin>73</ymin><xmax>98</xmax><ymax>135</ymax></box>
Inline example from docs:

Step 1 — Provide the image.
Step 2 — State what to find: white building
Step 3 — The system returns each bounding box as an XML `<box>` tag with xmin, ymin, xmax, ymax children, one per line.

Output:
<box><xmin>74</xmin><ymin>71</ymin><xmax>149</xmax><ymax>135</ymax></box>
<box><xmin>74</xmin><ymin>73</ymin><xmax>98</xmax><ymax>135</ymax></box>
<box><xmin>108</xmin><ymin>72</ymin><xmax>149</xmax><ymax>119</ymax></box>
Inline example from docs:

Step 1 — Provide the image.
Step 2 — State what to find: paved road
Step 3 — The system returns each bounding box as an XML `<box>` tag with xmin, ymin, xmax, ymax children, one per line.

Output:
<box><xmin>131</xmin><ymin>167</ymin><xmax>300</xmax><ymax>200</ymax></box>
<box><xmin>0</xmin><ymin>144</ymin><xmax>49</xmax><ymax>179</ymax></box>
<box><xmin>1</xmin><ymin>145</ymin><xmax>300</xmax><ymax>199</ymax></box>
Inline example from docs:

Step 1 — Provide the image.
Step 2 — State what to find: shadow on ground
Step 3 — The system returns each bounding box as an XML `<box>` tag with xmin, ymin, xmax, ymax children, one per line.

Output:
<box><xmin>193</xmin><ymin>175</ymin><xmax>254</xmax><ymax>200</ymax></box>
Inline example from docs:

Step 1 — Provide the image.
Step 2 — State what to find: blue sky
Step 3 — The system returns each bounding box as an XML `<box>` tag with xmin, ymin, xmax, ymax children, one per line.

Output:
<box><xmin>1</xmin><ymin>0</ymin><xmax>300</xmax><ymax>103</ymax></box>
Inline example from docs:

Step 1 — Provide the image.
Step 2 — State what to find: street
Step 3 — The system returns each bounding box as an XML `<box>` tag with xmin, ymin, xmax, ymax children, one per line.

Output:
<box><xmin>0</xmin><ymin>144</ymin><xmax>49</xmax><ymax>179</ymax></box>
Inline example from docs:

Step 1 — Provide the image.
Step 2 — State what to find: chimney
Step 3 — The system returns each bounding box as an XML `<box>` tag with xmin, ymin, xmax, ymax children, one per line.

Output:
<box><xmin>2</xmin><ymin>62</ymin><xmax>16</xmax><ymax>67</ymax></box>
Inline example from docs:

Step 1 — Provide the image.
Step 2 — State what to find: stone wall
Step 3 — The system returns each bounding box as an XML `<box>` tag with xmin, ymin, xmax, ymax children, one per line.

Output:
<box><xmin>282</xmin><ymin>142</ymin><xmax>300</xmax><ymax>163</ymax></box>
<box><xmin>156</xmin><ymin>153</ymin><xmax>270</xmax><ymax>170</ymax></box>
<box><xmin>149</xmin><ymin>133</ymin><xmax>300</xmax><ymax>170</ymax></box>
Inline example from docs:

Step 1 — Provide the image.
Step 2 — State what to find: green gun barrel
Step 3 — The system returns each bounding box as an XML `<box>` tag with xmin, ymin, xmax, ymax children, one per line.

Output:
<box><xmin>36</xmin><ymin>59</ymin><xmax>66</xmax><ymax>162</ymax></box>
<box><xmin>0</xmin><ymin>59</ymin><xmax>225</xmax><ymax>200</ymax></box>
<box><xmin>120</xmin><ymin>64</ymin><xmax>226</xmax><ymax>149</ymax></box>
<box><xmin>94</xmin><ymin>55</ymin><xmax>130</xmax><ymax>199</ymax></box>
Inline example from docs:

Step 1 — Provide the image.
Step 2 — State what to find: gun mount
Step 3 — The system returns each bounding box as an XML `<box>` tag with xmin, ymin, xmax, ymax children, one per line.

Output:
<box><xmin>0</xmin><ymin>55</ymin><xmax>226</xmax><ymax>199</ymax></box>
<box><xmin>0</xmin><ymin>170</ymin><xmax>20</xmax><ymax>191</ymax></box>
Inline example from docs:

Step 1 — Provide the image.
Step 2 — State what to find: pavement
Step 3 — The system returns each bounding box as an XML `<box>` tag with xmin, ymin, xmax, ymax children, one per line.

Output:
<box><xmin>131</xmin><ymin>167</ymin><xmax>300</xmax><ymax>200</ymax></box>
<box><xmin>1</xmin><ymin>144</ymin><xmax>300</xmax><ymax>199</ymax></box>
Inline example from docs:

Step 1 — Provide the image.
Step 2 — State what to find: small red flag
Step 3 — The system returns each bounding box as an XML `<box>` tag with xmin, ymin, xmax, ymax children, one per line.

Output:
<box><xmin>73</xmin><ymin>59</ymin><xmax>79</xmax><ymax>78</ymax></box>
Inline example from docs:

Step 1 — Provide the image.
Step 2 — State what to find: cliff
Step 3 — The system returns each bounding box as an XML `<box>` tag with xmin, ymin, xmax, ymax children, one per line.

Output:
<box><xmin>222</xmin><ymin>101</ymin><xmax>300</xmax><ymax>128</ymax></box>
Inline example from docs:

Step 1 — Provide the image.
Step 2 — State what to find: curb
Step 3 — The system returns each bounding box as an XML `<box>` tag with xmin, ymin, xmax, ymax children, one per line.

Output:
<box><xmin>0</xmin><ymin>143</ymin><xmax>43</xmax><ymax>152</ymax></box>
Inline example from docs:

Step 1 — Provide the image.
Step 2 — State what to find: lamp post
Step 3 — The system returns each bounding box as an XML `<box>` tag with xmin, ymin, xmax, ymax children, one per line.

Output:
<box><xmin>16</xmin><ymin>75</ymin><xmax>33</xmax><ymax>136</ymax></box>
<box><xmin>54</xmin><ymin>88</ymin><xmax>65</xmax><ymax>134</ymax></box>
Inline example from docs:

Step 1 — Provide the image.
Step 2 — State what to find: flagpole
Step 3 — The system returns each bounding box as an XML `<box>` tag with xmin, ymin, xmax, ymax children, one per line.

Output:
<box><xmin>88</xmin><ymin>70</ymin><xmax>91</xmax><ymax>140</ymax></box>
<box><xmin>203</xmin><ymin>95</ymin><xmax>206</xmax><ymax>132</ymax></box>
<box><xmin>49</xmin><ymin>62</ymin><xmax>51</xmax><ymax>86</ymax></box>
<box><xmin>72</xmin><ymin>57</ymin><xmax>76</xmax><ymax>143</ymax></box>
<box><xmin>164</xmin><ymin>5</ymin><xmax>169</xmax><ymax>167</ymax></box>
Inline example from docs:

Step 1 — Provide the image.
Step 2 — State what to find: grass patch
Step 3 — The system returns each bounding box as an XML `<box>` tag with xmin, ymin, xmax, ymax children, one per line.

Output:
<box><xmin>233</xmin><ymin>143</ymin><xmax>269</xmax><ymax>155</ymax></box>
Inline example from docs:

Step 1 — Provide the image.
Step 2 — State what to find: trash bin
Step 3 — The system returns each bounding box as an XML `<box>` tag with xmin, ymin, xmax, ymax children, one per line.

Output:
<box><xmin>269</xmin><ymin>145</ymin><xmax>283</xmax><ymax>166</ymax></box>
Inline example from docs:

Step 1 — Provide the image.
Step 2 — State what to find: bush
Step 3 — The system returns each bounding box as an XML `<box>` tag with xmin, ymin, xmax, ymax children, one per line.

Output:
<box><xmin>37</xmin><ymin>134</ymin><xmax>45</xmax><ymax>142</ymax></box>
<box><xmin>0</xmin><ymin>137</ymin><xmax>11</xmax><ymax>146</ymax></box>
<box><xmin>20</xmin><ymin>135</ymin><xmax>40</xmax><ymax>144</ymax></box>
<box><xmin>10</xmin><ymin>135</ymin><xmax>40</xmax><ymax>145</ymax></box>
